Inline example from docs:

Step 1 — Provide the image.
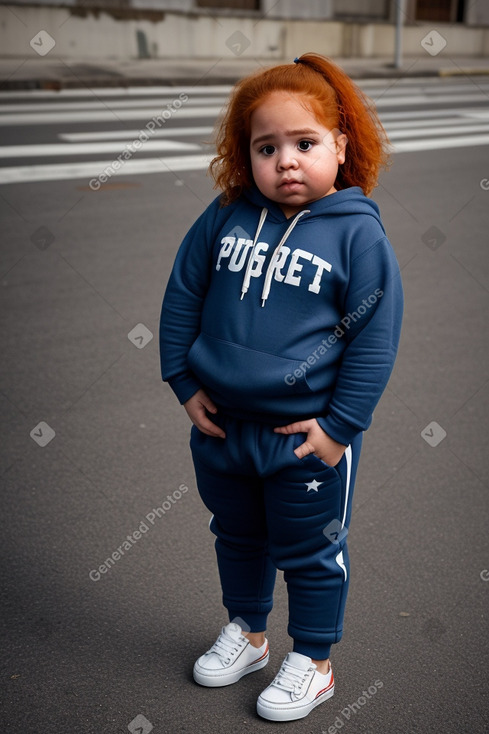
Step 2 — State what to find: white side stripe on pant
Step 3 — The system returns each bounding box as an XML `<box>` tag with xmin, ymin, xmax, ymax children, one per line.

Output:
<box><xmin>340</xmin><ymin>444</ymin><xmax>352</xmax><ymax>531</ymax></box>
<box><xmin>336</xmin><ymin>444</ymin><xmax>352</xmax><ymax>582</ymax></box>
<box><xmin>336</xmin><ymin>551</ymin><xmax>348</xmax><ymax>582</ymax></box>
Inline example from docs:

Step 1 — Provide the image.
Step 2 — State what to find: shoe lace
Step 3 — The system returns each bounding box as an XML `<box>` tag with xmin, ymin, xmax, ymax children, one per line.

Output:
<box><xmin>272</xmin><ymin>660</ymin><xmax>312</xmax><ymax>695</ymax></box>
<box><xmin>208</xmin><ymin>629</ymin><xmax>245</xmax><ymax>665</ymax></box>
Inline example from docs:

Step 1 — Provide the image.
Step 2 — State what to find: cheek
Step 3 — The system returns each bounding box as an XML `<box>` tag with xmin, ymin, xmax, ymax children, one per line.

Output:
<box><xmin>251</xmin><ymin>157</ymin><xmax>268</xmax><ymax>182</ymax></box>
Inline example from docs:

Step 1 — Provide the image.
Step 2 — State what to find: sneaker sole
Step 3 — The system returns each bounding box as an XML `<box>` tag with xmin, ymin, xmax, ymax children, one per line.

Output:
<box><xmin>256</xmin><ymin>684</ymin><xmax>334</xmax><ymax>721</ymax></box>
<box><xmin>193</xmin><ymin>650</ymin><xmax>269</xmax><ymax>688</ymax></box>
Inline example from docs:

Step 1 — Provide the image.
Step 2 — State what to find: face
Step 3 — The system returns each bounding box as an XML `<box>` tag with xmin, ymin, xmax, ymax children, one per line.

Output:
<box><xmin>249</xmin><ymin>91</ymin><xmax>347</xmax><ymax>218</ymax></box>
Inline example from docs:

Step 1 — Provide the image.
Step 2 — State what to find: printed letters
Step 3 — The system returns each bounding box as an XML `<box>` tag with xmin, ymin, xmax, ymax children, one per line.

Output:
<box><xmin>217</xmin><ymin>236</ymin><xmax>332</xmax><ymax>295</ymax></box>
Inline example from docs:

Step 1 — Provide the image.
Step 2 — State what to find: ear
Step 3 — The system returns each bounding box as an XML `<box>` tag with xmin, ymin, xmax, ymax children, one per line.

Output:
<box><xmin>336</xmin><ymin>133</ymin><xmax>348</xmax><ymax>165</ymax></box>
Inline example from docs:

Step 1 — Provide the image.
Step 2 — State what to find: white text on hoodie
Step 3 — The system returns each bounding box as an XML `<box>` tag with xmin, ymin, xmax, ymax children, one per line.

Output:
<box><xmin>216</xmin><ymin>236</ymin><xmax>332</xmax><ymax>295</ymax></box>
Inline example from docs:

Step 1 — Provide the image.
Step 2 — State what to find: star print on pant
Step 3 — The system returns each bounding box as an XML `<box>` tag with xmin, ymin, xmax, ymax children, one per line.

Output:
<box><xmin>306</xmin><ymin>479</ymin><xmax>323</xmax><ymax>492</ymax></box>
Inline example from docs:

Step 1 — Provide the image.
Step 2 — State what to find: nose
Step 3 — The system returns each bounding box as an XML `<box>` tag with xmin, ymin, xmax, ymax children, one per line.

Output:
<box><xmin>276</xmin><ymin>146</ymin><xmax>299</xmax><ymax>170</ymax></box>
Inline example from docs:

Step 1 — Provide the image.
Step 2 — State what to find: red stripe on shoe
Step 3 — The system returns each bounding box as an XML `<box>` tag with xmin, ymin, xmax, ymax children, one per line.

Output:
<box><xmin>315</xmin><ymin>676</ymin><xmax>334</xmax><ymax>698</ymax></box>
<box><xmin>247</xmin><ymin>642</ymin><xmax>269</xmax><ymax>667</ymax></box>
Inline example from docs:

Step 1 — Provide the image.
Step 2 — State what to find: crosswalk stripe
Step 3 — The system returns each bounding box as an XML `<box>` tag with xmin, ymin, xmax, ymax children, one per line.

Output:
<box><xmin>393</xmin><ymin>132</ymin><xmax>489</xmax><ymax>152</ymax></box>
<box><xmin>0</xmin><ymin>85</ymin><xmax>233</xmax><ymax>100</ymax></box>
<box><xmin>0</xmin><ymin>106</ymin><xmax>224</xmax><ymax>125</ymax></box>
<box><xmin>0</xmin><ymin>140</ymin><xmax>203</xmax><ymax>158</ymax></box>
<box><xmin>0</xmin><ymin>153</ymin><xmax>212</xmax><ymax>185</ymax></box>
<box><xmin>0</xmin><ymin>96</ymin><xmax>228</xmax><ymax>114</ymax></box>
<box><xmin>388</xmin><ymin>123</ymin><xmax>489</xmax><ymax>139</ymax></box>
<box><xmin>385</xmin><ymin>116</ymin><xmax>476</xmax><ymax>129</ymax></box>
<box><xmin>59</xmin><ymin>126</ymin><xmax>214</xmax><ymax>142</ymax></box>
<box><xmin>371</xmin><ymin>92</ymin><xmax>488</xmax><ymax>107</ymax></box>
<box><xmin>376</xmin><ymin>107</ymin><xmax>489</xmax><ymax>120</ymax></box>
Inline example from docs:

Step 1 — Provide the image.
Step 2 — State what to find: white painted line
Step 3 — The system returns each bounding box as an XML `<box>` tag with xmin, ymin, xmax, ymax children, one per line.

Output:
<box><xmin>387</xmin><ymin>122</ymin><xmax>489</xmax><ymax>139</ymax></box>
<box><xmin>374</xmin><ymin>93</ymin><xmax>489</xmax><ymax>107</ymax></box>
<box><xmin>385</xmin><ymin>116</ymin><xmax>468</xmax><ymax>129</ymax></box>
<box><xmin>0</xmin><ymin>140</ymin><xmax>202</xmax><ymax>158</ymax></box>
<box><xmin>365</xmin><ymin>82</ymin><xmax>489</xmax><ymax>96</ymax></box>
<box><xmin>0</xmin><ymin>105</ymin><xmax>224</xmax><ymax>125</ymax></box>
<box><xmin>0</xmin><ymin>153</ymin><xmax>212</xmax><ymax>185</ymax></box>
<box><xmin>59</xmin><ymin>126</ymin><xmax>214</xmax><ymax>142</ymax></box>
<box><xmin>357</xmin><ymin>77</ymin><xmax>489</xmax><ymax>90</ymax></box>
<box><xmin>0</xmin><ymin>96</ymin><xmax>228</xmax><ymax>113</ymax></box>
<box><xmin>0</xmin><ymin>85</ymin><xmax>233</xmax><ymax>99</ymax></box>
<box><xmin>379</xmin><ymin>107</ymin><xmax>489</xmax><ymax>120</ymax></box>
<box><xmin>393</xmin><ymin>133</ymin><xmax>489</xmax><ymax>152</ymax></box>
<box><xmin>459</xmin><ymin>110</ymin><xmax>489</xmax><ymax>119</ymax></box>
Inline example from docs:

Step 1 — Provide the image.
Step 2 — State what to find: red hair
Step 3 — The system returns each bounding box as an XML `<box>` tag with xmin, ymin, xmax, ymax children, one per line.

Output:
<box><xmin>210</xmin><ymin>52</ymin><xmax>390</xmax><ymax>205</ymax></box>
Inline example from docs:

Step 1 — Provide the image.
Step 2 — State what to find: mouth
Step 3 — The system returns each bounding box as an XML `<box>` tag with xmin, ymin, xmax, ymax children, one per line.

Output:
<box><xmin>279</xmin><ymin>179</ymin><xmax>303</xmax><ymax>190</ymax></box>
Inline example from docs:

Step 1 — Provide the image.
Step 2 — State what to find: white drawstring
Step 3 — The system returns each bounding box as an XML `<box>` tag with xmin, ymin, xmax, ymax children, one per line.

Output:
<box><xmin>240</xmin><ymin>207</ymin><xmax>268</xmax><ymax>300</ymax></box>
<box><xmin>240</xmin><ymin>207</ymin><xmax>310</xmax><ymax>306</ymax></box>
<box><xmin>260</xmin><ymin>210</ymin><xmax>310</xmax><ymax>307</ymax></box>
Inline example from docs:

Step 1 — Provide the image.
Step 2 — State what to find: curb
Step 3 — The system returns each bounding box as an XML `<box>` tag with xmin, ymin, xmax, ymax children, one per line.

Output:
<box><xmin>0</xmin><ymin>70</ymin><xmax>455</xmax><ymax>91</ymax></box>
<box><xmin>1</xmin><ymin>64</ymin><xmax>489</xmax><ymax>91</ymax></box>
<box><xmin>438</xmin><ymin>67</ymin><xmax>489</xmax><ymax>76</ymax></box>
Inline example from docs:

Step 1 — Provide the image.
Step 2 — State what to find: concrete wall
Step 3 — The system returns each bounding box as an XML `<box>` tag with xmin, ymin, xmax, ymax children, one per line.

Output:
<box><xmin>465</xmin><ymin>1</ymin><xmax>489</xmax><ymax>27</ymax></box>
<box><xmin>1</xmin><ymin>6</ymin><xmax>488</xmax><ymax>59</ymax></box>
<box><xmin>332</xmin><ymin>0</ymin><xmax>389</xmax><ymax>20</ymax></box>
<box><xmin>262</xmin><ymin>0</ymin><xmax>333</xmax><ymax>20</ymax></box>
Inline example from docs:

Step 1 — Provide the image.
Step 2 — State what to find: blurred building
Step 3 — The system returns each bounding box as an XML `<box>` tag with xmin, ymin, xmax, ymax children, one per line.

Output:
<box><xmin>1</xmin><ymin>0</ymin><xmax>488</xmax><ymax>59</ymax></box>
<box><xmin>3</xmin><ymin>0</ymin><xmax>489</xmax><ymax>24</ymax></box>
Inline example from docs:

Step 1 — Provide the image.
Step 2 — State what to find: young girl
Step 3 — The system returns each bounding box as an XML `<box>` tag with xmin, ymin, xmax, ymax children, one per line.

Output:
<box><xmin>159</xmin><ymin>53</ymin><xmax>403</xmax><ymax>723</ymax></box>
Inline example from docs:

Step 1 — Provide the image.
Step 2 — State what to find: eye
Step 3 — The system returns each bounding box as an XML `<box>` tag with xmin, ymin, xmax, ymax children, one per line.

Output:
<box><xmin>259</xmin><ymin>144</ymin><xmax>276</xmax><ymax>156</ymax></box>
<box><xmin>298</xmin><ymin>140</ymin><xmax>314</xmax><ymax>151</ymax></box>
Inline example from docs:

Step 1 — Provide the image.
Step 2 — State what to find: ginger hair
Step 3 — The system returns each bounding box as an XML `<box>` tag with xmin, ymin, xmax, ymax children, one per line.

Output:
<box><xmin>209</xmin><ymin>52</ymin><xmax>391</xmax><ymax>205</ymax></box>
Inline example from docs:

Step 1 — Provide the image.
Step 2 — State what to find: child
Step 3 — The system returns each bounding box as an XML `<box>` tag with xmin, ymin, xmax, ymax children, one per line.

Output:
<box><xmin>159</xmin><ymin>52</ymin><xmax>403</xmax><ymax>723</ymax></box>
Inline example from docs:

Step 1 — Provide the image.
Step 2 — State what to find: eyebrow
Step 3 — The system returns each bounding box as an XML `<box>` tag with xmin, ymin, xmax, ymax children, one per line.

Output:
<box><xmin>251</xmin><ymin>128</ymin><xmax>320</xmax><ymax>146</ymax></box>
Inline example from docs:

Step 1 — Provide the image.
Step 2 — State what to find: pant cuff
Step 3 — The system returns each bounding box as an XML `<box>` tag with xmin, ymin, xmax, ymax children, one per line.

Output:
<box><xmin>227</xmin><ymin>611</ymin><xmax>269</xmax><ymax>633</ymax></box>
<box><xmin>293</xmin><ymin>639</ymin><xmax>332</xmax><ymax>660</ymax></box>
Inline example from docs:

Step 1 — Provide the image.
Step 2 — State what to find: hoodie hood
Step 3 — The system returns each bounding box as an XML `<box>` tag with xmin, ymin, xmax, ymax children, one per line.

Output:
<box><xmin>243</xmin><ymin>183</ymin><xmax>385</xmax><ymax>228</ymax></box>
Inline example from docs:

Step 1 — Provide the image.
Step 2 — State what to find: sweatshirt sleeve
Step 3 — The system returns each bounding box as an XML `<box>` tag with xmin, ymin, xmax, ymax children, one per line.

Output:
<box><xmin>317</xmin><ymin>236</ymin><xmax>403</xmax><ymax>446</ymax></box>
<box><xmin>159</xmin><ymin>197</ymin><xmax>221</xmax><ymax>404</ymax></box>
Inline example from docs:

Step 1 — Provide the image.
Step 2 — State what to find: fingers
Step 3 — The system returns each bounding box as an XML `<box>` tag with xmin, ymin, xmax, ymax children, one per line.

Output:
<box><xmin>274</xmin><ymin>419</ymin><xmax>313</xmax><ymax>435</ymax></box>
<box><xmin>294</xmin><ymin>440</ymin><xmax>315</xmax><ymax>459</ymax></box>
<box><xmin>200</xmin><ymin>392</ymin><xmax>218</xmax><ymax>415</ymax></box>
<box><xmin>193</xmin><ymin>405</ymin><xmax>226</xmax><ymax>438</ymax></box>
<box><xmin>197</xmin><ymin>418</ymin><xmax>226</xmax><ymax>439</ymax></box>
<box><xmin>183</xmin><ymin>390</ymin><xmax>225</xmax><ymax>438</ymax></box>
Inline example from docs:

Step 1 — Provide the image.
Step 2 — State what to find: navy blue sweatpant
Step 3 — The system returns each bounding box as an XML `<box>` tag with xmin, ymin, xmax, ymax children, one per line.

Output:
<box><xmin>190</xmin><ymin>415</ymin><xmax>362</xmax><ymax>660</ymax></box>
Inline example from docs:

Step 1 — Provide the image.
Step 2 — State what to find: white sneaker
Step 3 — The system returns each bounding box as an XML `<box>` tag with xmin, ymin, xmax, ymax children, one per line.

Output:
<box><xmin>193</xmin><ymin>622</ymin><xmax>269</xmax><ymax>687</ymax></box>
<box><xmin>256</xmin><ymin>651</ymin><xmax>334</xmax><ymax>721</ymax></box>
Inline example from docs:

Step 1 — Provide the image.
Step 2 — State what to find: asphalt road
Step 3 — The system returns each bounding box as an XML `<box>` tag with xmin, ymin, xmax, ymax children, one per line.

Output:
<box><xmin>1</xmin><ymin>78</ymin><xmax>489</xmax><ymax>733</ymax></box>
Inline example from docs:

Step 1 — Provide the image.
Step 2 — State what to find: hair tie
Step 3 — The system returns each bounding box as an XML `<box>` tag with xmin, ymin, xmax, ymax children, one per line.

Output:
<box><xmin>294</xmin><ymin>57</ymin><xmax>305</xmax><ymax>65</ymax></box>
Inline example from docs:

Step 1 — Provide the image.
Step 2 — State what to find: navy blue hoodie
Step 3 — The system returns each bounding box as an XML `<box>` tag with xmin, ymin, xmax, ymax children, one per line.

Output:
<box><xmin>159</xmin><ymin>186</ymin><xmax>403</xmax><ymax>446</ymax></box>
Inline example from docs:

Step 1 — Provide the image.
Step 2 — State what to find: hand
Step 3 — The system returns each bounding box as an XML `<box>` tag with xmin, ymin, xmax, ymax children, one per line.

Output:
<box><xmin>274</xmin><ymin>418</ymin><xmax>346</xmax><ymax>466</ymax></box>
<box><xmin>184</xmin><ymin>389</ymin><xmax>226</xmax><ymax>439</ymax></box>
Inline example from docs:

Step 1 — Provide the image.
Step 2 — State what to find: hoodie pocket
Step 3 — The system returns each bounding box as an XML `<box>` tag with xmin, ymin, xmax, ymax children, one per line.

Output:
<box><xmin>188</xmin><ymin>332</ymin><xmax>313</xmax><ymax>403</ymax></box>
